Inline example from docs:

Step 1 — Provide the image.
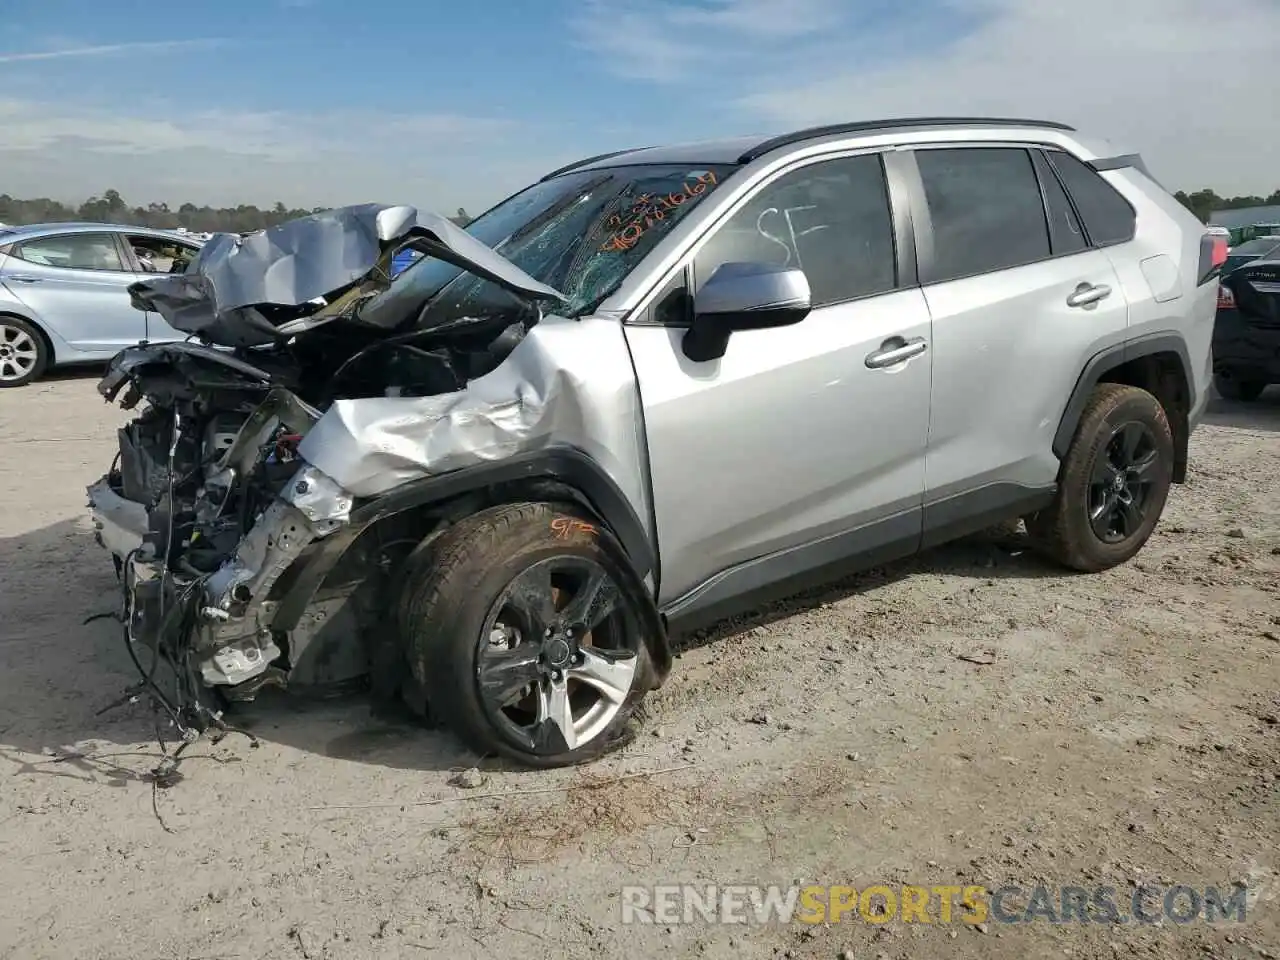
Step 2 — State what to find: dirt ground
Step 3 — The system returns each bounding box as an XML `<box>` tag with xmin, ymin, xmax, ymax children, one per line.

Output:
<box><xmin>1</xmin><ymin>372</ymin><xmax>1277</xmax><ymax>960</ymax></box>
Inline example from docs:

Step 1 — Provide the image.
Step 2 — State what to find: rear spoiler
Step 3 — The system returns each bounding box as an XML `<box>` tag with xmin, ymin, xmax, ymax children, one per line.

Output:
<box><xmin>1089</xmin><ymin>153</ymin><xmax>1164</xmax><ymax>190</ymax></box>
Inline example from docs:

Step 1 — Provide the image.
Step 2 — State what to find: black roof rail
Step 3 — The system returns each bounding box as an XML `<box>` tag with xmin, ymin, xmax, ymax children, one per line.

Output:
<box><xmin>738</xmin><ymin>117</ymin><xmax>1076</xmax><ymax>163</ymax></box>
<box><xmin>539</xmin><ymin>147</ymin><xmax>653</xmax><ymax>182</ymax></box>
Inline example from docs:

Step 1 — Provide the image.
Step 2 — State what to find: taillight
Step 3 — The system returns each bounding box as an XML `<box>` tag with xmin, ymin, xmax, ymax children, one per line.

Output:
<box><xmin>1217</xmin><ymin>282</ymin><xmax>1235</xmax><ymax>309</ymax></box>
<box><xmin>1211</xmin><ymin>236</ymin><xmax>1228</xmax><ymax>269</ymax></box>
<box><xmin>1198</xmin><ymin>233</ymin><xmax>1230</xmax><ymax>284</ymax></box>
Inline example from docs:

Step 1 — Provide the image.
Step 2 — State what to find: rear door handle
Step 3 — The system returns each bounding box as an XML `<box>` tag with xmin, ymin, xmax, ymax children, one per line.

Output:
<box><xmin>865</xmin><ymin>336</ymin><xmax>928</xmax><ymax>369</ymax></box>
<box><xmin>4</xmin><ymin>275</ymin><xmax>42</xmax><ymax>283</ymax></box>
<box><xmin>1066</xmin><ymin>282</ymin><xmax>1111</xmax><ymax>308</ymax></box>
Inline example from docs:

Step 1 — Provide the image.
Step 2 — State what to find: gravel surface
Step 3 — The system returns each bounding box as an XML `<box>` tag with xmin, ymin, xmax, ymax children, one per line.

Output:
<box><xmin>1</xmin><ymin>373</ymin><xmax>1277</xmax><ymax>960</ymax></box>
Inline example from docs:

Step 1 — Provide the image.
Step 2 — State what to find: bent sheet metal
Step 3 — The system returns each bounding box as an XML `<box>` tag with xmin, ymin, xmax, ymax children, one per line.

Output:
<box><xmin>126</xmin><ymin>203</ymin><xmax>564</xmax><ymax>348</ymax></box>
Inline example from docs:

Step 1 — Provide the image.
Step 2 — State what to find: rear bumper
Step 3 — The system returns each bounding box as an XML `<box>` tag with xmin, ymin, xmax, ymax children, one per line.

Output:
<box><xmin>1212</xmin><ymin>308</ymin><xmax>1280</xmax><ymax>378</ymax></box>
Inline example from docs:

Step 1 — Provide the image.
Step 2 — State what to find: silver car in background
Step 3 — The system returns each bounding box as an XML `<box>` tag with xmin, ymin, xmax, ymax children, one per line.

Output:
<box><xmin>0</xmin><ymin>222</ymin><xmax>204</xmax><ymax>386</ymax></box>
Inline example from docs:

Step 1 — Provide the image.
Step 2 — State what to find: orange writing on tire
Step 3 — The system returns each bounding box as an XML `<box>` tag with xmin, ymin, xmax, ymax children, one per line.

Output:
<box><xmin>550</xmin><ymin>517</ymin><xmax>598</xmax><ymax>540</ymax></box>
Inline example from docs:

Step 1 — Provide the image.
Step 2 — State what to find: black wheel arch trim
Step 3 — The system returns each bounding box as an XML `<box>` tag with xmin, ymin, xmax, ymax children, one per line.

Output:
<box><xmin>271</xmin><ymin>447</ymin><xmax>656</xmax><ymax>633</ymax></box>
<box><xmin>1053</xmin><ymin>332</ymin><xmax>1194</xmax><ymax>469</ymax></box>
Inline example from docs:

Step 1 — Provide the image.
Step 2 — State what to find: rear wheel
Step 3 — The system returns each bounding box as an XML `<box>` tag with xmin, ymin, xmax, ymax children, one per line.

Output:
<box><xmin>1214</xmin><ymin>369</ymin><xmax>1267</xmax><ymax>402</ymax></box>
<box><xmin>400</xmin><ymin>502</ymin><xmax>655</xmax><ymax>767</ymax></box>
<box><xmin>0</xmin><ymin>316</ymin><xmax>49</xmax><ymax>387</ymax></box>
<box><xmin>1028</xmin><ymin>383</ymin><xmax>1174</xmax><ymax>572</ymax></box>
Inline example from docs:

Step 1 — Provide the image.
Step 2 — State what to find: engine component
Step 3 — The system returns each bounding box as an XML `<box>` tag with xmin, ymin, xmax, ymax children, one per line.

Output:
<box><xmin>199</xmin><ymin>635</ymin><xmax>283</xmax><ymax>686</ymax></box>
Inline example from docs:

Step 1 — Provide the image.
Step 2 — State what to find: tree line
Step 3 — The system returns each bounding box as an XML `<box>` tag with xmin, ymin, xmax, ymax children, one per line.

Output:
<box><xmin>1173</xmin><ymin>189</ymin><xmax>1280</xmax><ymax>225</ymax></box>
<box><xmin>0</xmin><ymin>189</ymin><xmax>473</xmax><ymax>233</ymax></box>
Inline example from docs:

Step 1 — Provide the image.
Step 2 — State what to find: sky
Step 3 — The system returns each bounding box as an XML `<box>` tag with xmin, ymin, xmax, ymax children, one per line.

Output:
<box><xmin>1</xmin><ymin>0</ymin><xmax>1277</xmax><ymax>214</ymax></box>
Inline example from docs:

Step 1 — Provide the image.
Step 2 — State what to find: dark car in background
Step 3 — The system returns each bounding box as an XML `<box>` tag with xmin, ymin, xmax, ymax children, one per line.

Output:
<box><xmin>1222</xmin><ymin>236</ymin><xmax>1280</xmax><ymax>277</ymax></box>
<box><xmin>1214</xmin><ymin>253</ymin><xmax>1280</xmax><ymax>400</ymax></box>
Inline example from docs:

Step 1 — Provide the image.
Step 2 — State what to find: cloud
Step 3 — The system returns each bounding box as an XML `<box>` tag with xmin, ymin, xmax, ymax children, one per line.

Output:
<box><xmin>735</xmin><ymin>0</ymin><xmax>1280</xmax><ymax>195</ymax></box>
<box><xmin>0</xmin><ymin>100</ymin><xmax>519</xmax><ymax>158</ymax></box>
<box><xmin>575</xmin><ymin>0</ymin><xmax>1280</xmax><ymax>195</ymax></box>
<box><xmin>570</xmin><ymin>0</ymin><xmax>850</xmax><ymax>82</ymax></box>
<box><xmin>0</xmin><ymin>39</ymin><xmax>224</xmax><ymax>64</ymax></box>
<box><xmin>671</xmin><ymin>0</ymin><xmax>848</xmax><ymax>37</ymax></box>
<box><xmin>0</xmin><ymin>98</ymin><xmax>555</xmax><ymax>213</ymax></box>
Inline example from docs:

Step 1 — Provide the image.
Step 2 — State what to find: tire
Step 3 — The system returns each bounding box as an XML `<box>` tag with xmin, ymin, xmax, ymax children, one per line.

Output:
<box><xmin>399</xmin><ymin>502</ymin><xmax>656</xmax><ymax>768</ymax></box>
<box><xmin>1028</xmin><ymin>383</ymin><xmax>1174</xmax><ymax>573</ymax></box>
<box><xmin>0</xmin><ymin>316</ymin><xmax>50</xmax><ymax>388</ymax></box>
<box><xmin>1214</xmin><ymin>370</ymin><xmax>1267</xmax><ymax>402</ymax></box>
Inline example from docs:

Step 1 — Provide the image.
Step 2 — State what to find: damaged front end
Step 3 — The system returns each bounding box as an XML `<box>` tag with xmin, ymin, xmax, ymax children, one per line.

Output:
<box><xmin>88</xmin><ymin>345</ymin><xmax>359</xmax><ymax>709</ymax></box>
<box><xmin>86</xmin><ymin>202</ymin><xmax>666</xmax><ymax>743</ymax></box>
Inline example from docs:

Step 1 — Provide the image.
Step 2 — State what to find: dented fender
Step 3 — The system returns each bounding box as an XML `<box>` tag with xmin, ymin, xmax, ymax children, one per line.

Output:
<box><xmin>269</xmin><ymin>446</ymin><xmax>658</xmax><ymax>636</ymax></box>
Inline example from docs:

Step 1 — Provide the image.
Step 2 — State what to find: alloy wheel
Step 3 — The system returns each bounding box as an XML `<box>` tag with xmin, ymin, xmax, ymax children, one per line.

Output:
<box><xmin>476</xmin><ymin>555</ymin><xmax>639</xmax><ymax>754</ymax></box>
<box><xmin>1087</xmin><ymin>421</ymin><xmax>1160</xmax><ymax>544</ymax></box>
<box><xmin>0</xmin><ymin>324</ymin><xmax>39</xmax><ymax>383</ymax></box>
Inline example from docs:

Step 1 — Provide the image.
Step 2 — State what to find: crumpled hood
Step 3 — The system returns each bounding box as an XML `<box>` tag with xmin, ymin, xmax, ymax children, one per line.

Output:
<box><xmin>127</xmin><ymin>203</ymin><xmax>565</xmax><ymax>349</ymax></box>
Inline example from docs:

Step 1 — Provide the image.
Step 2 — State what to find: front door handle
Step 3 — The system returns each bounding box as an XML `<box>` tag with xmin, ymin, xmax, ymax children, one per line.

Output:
<box><xmin>1066</xmin><ymin>282</ymin><xmax>1111</xmax><ymax>308</ymax></box>
<box><xmin>865</xmin><ymin>336</ymin><xmax>928</xmax><ymax>369</ymax></box>
<box><xmin>4</xmin><ymin>275</ymin><xmax>42</xmax><ymax>283</ymax></box>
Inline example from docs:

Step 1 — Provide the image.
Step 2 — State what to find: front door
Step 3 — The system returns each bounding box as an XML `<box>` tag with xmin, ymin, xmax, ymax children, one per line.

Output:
<box><xmin>120</xmin><ymin>233</ymin><xmax>204</xmax><ymax>343</ymax></box>
<box><xmin>622</xmin><ymin>152</ymin><xmax>933</xmax><ymax>607</ymax></box>
<box><xmin>0</xmin><ymin>231</ymin><xmax>147</xmax><ymax>356</ymax></box>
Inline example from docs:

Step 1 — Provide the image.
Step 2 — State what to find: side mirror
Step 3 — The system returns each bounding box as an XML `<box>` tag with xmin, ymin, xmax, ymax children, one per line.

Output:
<box><xmin>683</xmin><ymin>261</ymin><xmax>811</xmax><ymax>362</ymax></box>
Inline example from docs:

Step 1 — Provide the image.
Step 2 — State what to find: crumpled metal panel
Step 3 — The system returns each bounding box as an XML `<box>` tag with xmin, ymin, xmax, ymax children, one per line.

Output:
<box><xmin>282</xmin><ymin>464</ymin><xmax>353</xmax><ymax>526</ymax></box>
<box><xmin>98</xmin><ymin>340</ymin><xmax>274</xmax><ymax>400</ymax></box>
<box><xmin>126</xmin><ymin>203</ymin><xmax>564</xmax><ymax>348</ymax></box>
<box><xmin>297</xmin><ymin>315</ymin><xmax>652</xmax><ymax>529</ymax></box>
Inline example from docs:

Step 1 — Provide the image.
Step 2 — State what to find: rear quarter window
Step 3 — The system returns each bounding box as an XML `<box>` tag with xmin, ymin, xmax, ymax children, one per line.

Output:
<box><xmin>1046</xmin><ymin>150</ymin><xmax>1137</xmax><ymax>247</ymax></box>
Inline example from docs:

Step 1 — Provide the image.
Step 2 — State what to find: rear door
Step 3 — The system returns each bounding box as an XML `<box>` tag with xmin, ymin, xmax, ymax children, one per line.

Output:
<box><xmin>907</xmin><ymin>145</ymin><xmax>1130</xmax><ymax>543</ymax></box>
<box><xmin>0</xmin><ymin>231</ymin><xmax>148</xmax><ymax>355</ymax></box>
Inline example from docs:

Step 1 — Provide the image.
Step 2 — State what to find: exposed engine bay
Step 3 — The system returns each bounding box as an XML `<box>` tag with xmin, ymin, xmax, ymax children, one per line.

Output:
<box><xmin>85</xmin><ymin>202</ymin><xmax>647</xmax><ymax>735</ymax></box>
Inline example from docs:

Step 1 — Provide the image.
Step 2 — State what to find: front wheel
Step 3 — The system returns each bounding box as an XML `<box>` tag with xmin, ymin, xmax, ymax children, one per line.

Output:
<box><xmin>1028</xmin><ymin>383</ymin><xmax>1174</xmax><ymax>572</ymax></box>
<box><xmin>399</xmin><ymin>502</ymin><xmax>656</xmax><ymax>767</ymax></box>
<box><xmin>1214</xmin><ymin>370</ymin><xmax>1267</xmax><ymax>402</ymax></box>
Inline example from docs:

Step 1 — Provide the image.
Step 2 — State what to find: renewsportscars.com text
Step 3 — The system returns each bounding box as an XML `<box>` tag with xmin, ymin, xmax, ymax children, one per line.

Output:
<box><xmin>620</xmin><ymin>883</ymin><xmax>1249</xmax><ymax>926</ymax></box>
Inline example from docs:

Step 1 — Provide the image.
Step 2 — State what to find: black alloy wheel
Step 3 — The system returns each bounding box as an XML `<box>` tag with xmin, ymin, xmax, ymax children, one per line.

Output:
<box><xmin>1086</xmin><ymin>420</ymin><xmax>1161</xmax><ymax>544</ymax></box>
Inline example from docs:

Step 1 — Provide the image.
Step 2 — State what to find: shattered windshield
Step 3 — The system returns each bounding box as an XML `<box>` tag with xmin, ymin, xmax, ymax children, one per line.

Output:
<box><xmin>383</xmin><ymin>162</ymin><xmax>734</xmax><ymax>325</ymax></box>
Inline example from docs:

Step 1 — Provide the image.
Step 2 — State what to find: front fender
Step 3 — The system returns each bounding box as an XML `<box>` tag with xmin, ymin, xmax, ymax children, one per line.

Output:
<box><xmin>270</xmin><ymin>446</ymin><xmax>657</xmax><ymax>633</ymax></box>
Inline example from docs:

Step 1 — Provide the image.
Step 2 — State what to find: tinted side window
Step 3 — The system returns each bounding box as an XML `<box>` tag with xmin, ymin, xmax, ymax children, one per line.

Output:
<box><xmin>1046</xmin><ymin>150</ymin><xmax>1136</xmax><ymax>246</ymax></box>
<box><xmin>916</xmin><ymin>147</ymin><xmax>1050</xmax><ymax>282</ymax></box>
<box><xmin>1032</xmin><ymin>151</ymin><xmax>1087</xmax><ymax>256</ymax></box>
<box><xmin>14</xmin><ymin>233</ymin><xmax>125</xmax><ymax>272</ymax></box>
<box><xmin>694</xmin><ymin>154</ymin><xmax>897</xmax><ymax>307</ymax></box>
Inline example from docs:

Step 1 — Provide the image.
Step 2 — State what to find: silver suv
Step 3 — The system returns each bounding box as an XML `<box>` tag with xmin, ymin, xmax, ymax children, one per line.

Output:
<box><xmin>88</xmin><ymin>117</ymin><xmax>1219</xmax><ymax>768</ymax></box>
